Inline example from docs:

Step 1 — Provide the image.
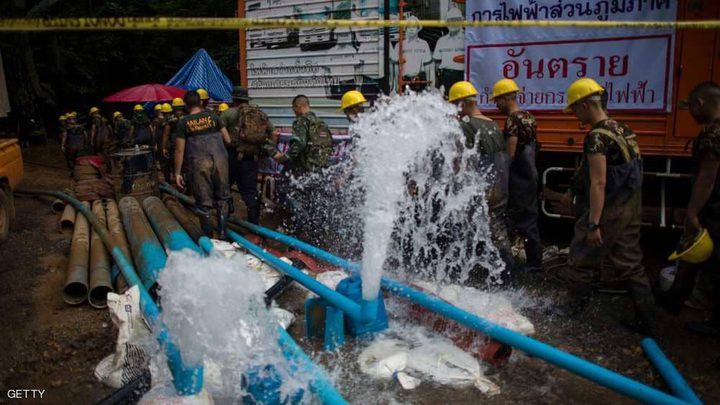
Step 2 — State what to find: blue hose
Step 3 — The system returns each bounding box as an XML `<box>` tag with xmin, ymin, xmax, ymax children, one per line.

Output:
<box><xmin>641</xmin><ymin>338</ymin><xmax>702</xmax><ymax>405</ymax></box>
<box><xmin>230</xmin><ymin>220</ymin><xmax>692</xmax><ymax>405</ymax></box>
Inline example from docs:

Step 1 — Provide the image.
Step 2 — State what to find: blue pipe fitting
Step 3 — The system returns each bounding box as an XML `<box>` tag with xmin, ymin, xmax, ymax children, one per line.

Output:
<box><xmin>641</xmin><ymin>338</ymin><xmax>702</xmax><ymax>405</ymax></box>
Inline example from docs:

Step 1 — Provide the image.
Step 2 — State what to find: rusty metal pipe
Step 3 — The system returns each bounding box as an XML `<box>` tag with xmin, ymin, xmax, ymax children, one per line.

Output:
<box><xmin>60</xmin><ymin>203</ymin><xmax>76</xmax><ymax>232</ymax></box>
<box><xmin>63</xmin><ymin>202</ymin><xmax>90</xmax><ymax>305</ymax></box>
<box><xmin>119</xmin><ymin>196</ymin><xmax>166</xmax><ymax>290</ymax></box>
<box><xmin>105</xmin><ymin>199</ymin><xmax>130</xmax><ymax>292</ymax></box>
<box><xmin>88</xmin><ymin>200</ymin><xmax>114</xmax><ymax>308</ymax></box>
<box><xmin>163</xmin><ymin>196</ymin><xmax>204</xmax><ymax>242</ymax></box>
<box><xmin>143</xmin><ymin>196</ymin><xmax>202</xmax><ymax>254</ymax></box>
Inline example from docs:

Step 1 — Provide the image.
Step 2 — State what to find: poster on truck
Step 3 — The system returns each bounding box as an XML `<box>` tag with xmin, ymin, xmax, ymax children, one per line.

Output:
<box><xmin>465</xmin><ymin>0</ymin><xmax>678</xmax><ymax>112</ymax></box>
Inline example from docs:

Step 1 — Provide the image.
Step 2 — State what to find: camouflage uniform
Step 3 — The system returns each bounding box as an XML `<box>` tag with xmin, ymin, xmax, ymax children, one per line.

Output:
<box><xmin>287</xmin><ymin>111</ymin><xmax>333</xmax><ymax>174</ymax></box>
<box><xmin>504</xmin><ymin>111</ymin><xmax>543</xmax><ymax>269</ymax></box>
<box><xmin>221</xmin><ymin>105</ymin><xmax>276</xmax><ymax>224</ymax></box>
<box><xmin>662</xmin><ymin>120</ymin><xmax>720</xmax><ymax>319</ymax></box>
<box><xmin>461</xmin><ymin>117</ymin><xmax>513</xmax><ymax>276</ymax></box>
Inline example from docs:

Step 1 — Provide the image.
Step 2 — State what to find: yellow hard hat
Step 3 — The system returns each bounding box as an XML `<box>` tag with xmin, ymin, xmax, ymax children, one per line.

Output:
<box><xmin>89</xmin><ymin>106</ymin><xmax>100</xmax><ymax>115</ymax></box>
<box><xmin>218</xmin><ymin>103</ymin><xmax>229</xmax><ymax>112</ymax></box>
<box><xmin>67</xmin><ymin>111</ymin><xmax>77</xmax><ymax>118</ymax></box>
<box><xmin>113</xmin><ymin>111</ymin><xmax>122</xmax><ymax>119</ymax></box>
<box><xmin>197</xmin><ymin>88</ymin><xmax>209</xmax><ymax>100</ymax></box>
<box><xmin>448</xmin><ymin>81</ymin><xmax>478</xmax><ymax>103</ymax></box>
<box><xmin>59</xmin><ymin>115</ymin><xmax>67</xmax><ymax>121</ymax></box>
<box><xmin>172</xmin><ymin>97</ymin><xmax>185</xmax><ymax>107</ymax></box>
<box><xmin>669</xmin><ymin>228</ymin><xmax>714</xmax><ymax>264</ymax></box>
<box><xmin>491</xmin><ymin>78</ymin><xmax>520</xmax><ymax>100</ymax></box>
<box><xmin>154</xmin><ymin>104</ymin><xmax>163</xmax><ymax>111</ymax></box>
<box><xmin>340</xmin><ymin>90</ymin><xmax>367</xmax><ymax>111</ymax></box>
<box><xmin>565</xmin><ymin>78</ymin><xmax>605</xmax><ymax>112</ymax></box>
<box><xmin>133</xmin><ymin>104</ymin><xmax>144</xmax><ymax>111</ymax></box>
<box><xmin>161</xmin><ymin>103</ymin><xmax>172</xmax><ymax>113</ymax></box>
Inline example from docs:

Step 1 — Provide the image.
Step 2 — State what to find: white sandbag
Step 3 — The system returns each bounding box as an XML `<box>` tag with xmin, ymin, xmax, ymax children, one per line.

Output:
<box><xmin>243</xmin><ymin>253</ymin><xmax>282</xmax><ymax>290</ymax></box>
<box><xmin>271</xmin><ymin>307</ymin><xmax>296</xmax><ymax>330</ymax></box>
<box><xmin>414</xmin><ymin>281</ymin><xmax>535</xmax><ymax>335</ymax></box>
<box><xmin>358</xmin><ymin>339</ymin><xmax>409</xmax><ymax>379</ymax></box>
<box><xmin>210</xmin><ymin>239</ymin><xmax>239</xmax><ymax>259</ymax></box>
<box><xmin>94</xmin><ymin>286</ymin><xmax>151</xmax><ymax>389</ymax></box>
<box><xmin>306</xmin><ymin>270</ymin><xmax>349</xmax><ymax>299</ymax></box>
<box><xmin>406</xmin><ymin>338</ymin><xmax>500</xmax><ymax>395</ymax></box>
<box><xmin>138</xmin><ymin>383</ymin><xmax>213</xmax><ymax>405</ymax></box>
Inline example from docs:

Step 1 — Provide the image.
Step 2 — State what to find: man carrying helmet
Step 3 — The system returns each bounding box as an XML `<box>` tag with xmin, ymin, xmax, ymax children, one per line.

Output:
<box><xmin>89</xmin><ymin>106</ymin><xmax>113</xmax><ymax>156</ymax></box>
<box><xmin>660</xmin><ymin>81</ymin><xmax>720</xmax><ymax>336</ymax></box>
<box><xmin>449</xmin><ymin>81</ymin><xmax>513</xmax><ymax>279</ymax></box>
<box><xmin>556</xmin><ymin>78</ymin><xmax>655</xmax><ymax>335</ymax></box>
<box><xmin>492</xmin><ymin>78</ymin><xmax>543</xmax><ymax>273</ymax></box>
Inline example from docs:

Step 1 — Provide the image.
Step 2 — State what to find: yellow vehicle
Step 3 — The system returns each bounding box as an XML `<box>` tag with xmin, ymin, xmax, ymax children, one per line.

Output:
<box><xmin>0</xmin><ymin>138</ymin><xmax>23</xmax><ymax>242</ymax></box>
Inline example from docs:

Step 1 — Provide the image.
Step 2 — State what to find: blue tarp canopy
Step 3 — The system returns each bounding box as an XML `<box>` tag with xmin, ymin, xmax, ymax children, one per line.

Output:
<box><xmin>166</xmin><ymin>48</ymin><xmax>233</xmax><ymax>102</ymax></box>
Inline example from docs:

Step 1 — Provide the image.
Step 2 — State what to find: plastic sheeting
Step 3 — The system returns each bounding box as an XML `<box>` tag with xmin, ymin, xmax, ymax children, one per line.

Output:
<box><xmin>166</xmin><ymin>48</ymin><xmax>233</xmax><ymax>102</ymax></box>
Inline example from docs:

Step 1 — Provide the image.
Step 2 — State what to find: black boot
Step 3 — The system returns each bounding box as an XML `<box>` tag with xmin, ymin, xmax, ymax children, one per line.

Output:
<box><xmin>626</xmin><ymin>282</ymin><xmax>657</xmax><ymax>337</ymax></box>
<box><xmin>199</xmin><ymin>213</ymin><xmax>213</xmax><ymax>238</ymax></box>
<box><xmin>216</xmin><ymin>201</ymin><xmax>229</xmax><ymax>240</ymax></box>
<box><xmin>549</xmin><ymin>283</ymin><xmax>592</xmax><ymax>318</ymax></box>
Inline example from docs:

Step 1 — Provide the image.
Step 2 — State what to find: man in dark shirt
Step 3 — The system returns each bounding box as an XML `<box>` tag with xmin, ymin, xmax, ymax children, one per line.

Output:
<box><xmin>661</xmin><ymin>81</ymin><xmax>720</xmax><ymax>337</ymax></box>
<box><xmin>493</xmin><ymin>78</ymin><xmax>543</xmax><ymax>273</ymax></box>
<box><xmin>556</xmin><ymin>78</ymin><xmax>654</xmax><ymax>335</ymax></box>
<box><xmin>174</xmin><ymin>90</ymin><xmax>232</xmax><ymax>239</ymax></box>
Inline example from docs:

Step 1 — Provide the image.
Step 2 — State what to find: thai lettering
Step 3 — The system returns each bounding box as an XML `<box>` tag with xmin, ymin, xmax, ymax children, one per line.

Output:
<box><xmin>571</xmin><ymin>57</ymin><xmax>588</xmax><ymax>77</ymax></box>
<box><xmin>593</xmin><ymin>56</ymin><xmax>606</xmax><ymax>77</ymax></box>
<box><xmin>609</xmin><ymin>55</ymin><xmax>628</xmax><ymax>76</ymax></box>
<box><xmin>503</xmin><ymin>48</ymin><xmax>526</xmax><ymax>79</ymax></box>
<box><xmin>471</xmin><ymin>0</ymin><xmax>670</xmax><ymax>21</ymax></box>
<box><xmin>523</xmin><ymin>58</ymin><xmax>545</xmax><ymax>79</ymax></box>
<box><xmin>547</xmin><ymin>58</ymin><xmax>568</xmax><ymax>78</ymax></box>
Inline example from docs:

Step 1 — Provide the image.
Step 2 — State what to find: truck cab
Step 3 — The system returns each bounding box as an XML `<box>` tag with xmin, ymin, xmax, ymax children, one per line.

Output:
<box><xmin>0</xmin><ymin>138</ymin><xmax>23</xmax><ymax>242</ymax></box>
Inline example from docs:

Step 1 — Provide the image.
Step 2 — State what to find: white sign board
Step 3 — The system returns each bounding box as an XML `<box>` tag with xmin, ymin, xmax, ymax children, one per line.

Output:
<box><xmin>465</xmin><ymin>0</ymin><xmax>678</xmax><ymax>111</ymax></box>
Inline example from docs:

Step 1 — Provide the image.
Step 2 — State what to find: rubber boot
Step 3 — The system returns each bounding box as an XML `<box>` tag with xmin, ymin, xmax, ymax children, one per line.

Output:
<box><xmin>216</xmin><ymin>201</ymin><xmax>229</xmax><ymax>241</ymax></box>
<box><xmin>199</xmin><ymin>213</ymin><xmax>213</xmax><ymax>238</ymax></box>
<box><xmin>626</xmin><ymin>282</ymin><xmax>657</xmax><ymax>337</ymax></box>
<box><xmin>548</xmin><ymin>283</ymin><xmax>592</xmax><ymax>318</ymax></box>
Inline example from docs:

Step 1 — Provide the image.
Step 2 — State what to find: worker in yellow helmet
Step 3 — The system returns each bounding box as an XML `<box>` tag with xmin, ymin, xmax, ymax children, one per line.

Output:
<box><xmin>217</xmin><ymin>102</ymin><xmax>229</xmax><ymax>113</ymax></box>
<box><xmin>197</xmin><ymin>88</ymin><xmax>210</xmax><ymax>109</ymax></box>
<box><xmin>61</xmin><ymin>111</ymin><xmax>89</xmax><ymax>176</ymax></box>
<box><xmin>659</xmin><ymin>81</ymin><xmax>720</xmax><ymax>336</ymax></box>
<box><xmin>88</xmin><ymin>106</ymin><xmax>112</xmax><ymax>155</ymax></box>
<box><xmin>340</xmin><ymin>90</ymin><xmax>366</xmax><ymax>123</ymax></box>
<box><xmin>113</xmin><ymin>111</ymin><xmax>132</xmax><ymax>148</ymax></box>
<box><xmin>448</xmin><ymin>80</ymin><xmax>513</xmax><ymax>275</ymax></box>
<box><xmin>491</xmin><ymin>78</ymin><xmax>542</xmax><ymax>273</ymax></box>
<box><xmin>161</xmin><ymin>98</ymin><xmax>186</xmax><ymax>181</ymax></box>
<box><xmin>129</xmin><ymin>104</ymin><xmax>153</xmax><ymax>146</ymax></box>
<box><xmin>554</xmin><ymin>77</ymin><xmax>653</xmax><ymax>334</ymax></box>
<box><xmin>161</xmin><ymin>103</ymin><xmax>172</xmax><ymax>114</ymax></box>
<box><xmin>151</xmin><ymin>104</ymin><xmax>166</xmax><ymax>161</ymax></box>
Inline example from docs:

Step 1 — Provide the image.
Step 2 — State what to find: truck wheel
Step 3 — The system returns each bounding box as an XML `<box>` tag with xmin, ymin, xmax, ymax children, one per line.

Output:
<box><xmin>0</xmin><ymin>189</ymin><xmax>10</xmax><ymax>243</ymax></box>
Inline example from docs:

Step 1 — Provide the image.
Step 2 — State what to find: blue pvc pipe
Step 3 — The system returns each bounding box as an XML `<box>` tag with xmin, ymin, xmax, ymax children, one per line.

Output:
<box><xmin>119</xmin><ymin>197</ymin><xmax>167</xmax><ymax>289</ymax></box>
<box><xmin>232</xmin><ymin>220</ymin><xmax>690</xmax><ymax>405</ymax></box>
<box><xmin>143</xmin><ymin>196</ymin><xmax>203</xmax><ymax>255</ymax></box>
<box><xmin>225</xmin><ymin>229</ymin><xmax>364</xmax><ymax>321</ymax></box>
<box><xmin>18</xmin><ymin>190</ymin><xmax>203</xmax><ymax>396</ymax></box>
<box><xmin>641</xmin><ymin>338</ymin><xmax>702</xmax><ymax>405</ymax></box>
<box><xmin>198</xmin><ymin>236</ymin><xmax>349</xmax><ymax>404</ymax></box>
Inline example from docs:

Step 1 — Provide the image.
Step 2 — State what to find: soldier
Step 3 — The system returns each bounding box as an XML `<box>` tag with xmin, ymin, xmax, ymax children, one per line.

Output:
<box><xmin>273</xmin><ymin>95</ymin><xmax>334</xmax><ymax>245</ymax></box>
<box><xmin>660</xmin><ymin>81</ymin><xmax>720</xmax><ymax>336</ymax></box>
<box><xmin>221</xmin><ymin>86</ymin><xmax>277</xmax><ymax>225</ymax></box>
<box><xmin>492</xmin><ymin>78</ymin><xmax>543</xmax><ymax>273</ymax></box>
<box><xmin>61</xmin><ymin>112</ymin><xmax>89</xmax><ymax>176</ymax></box>
<box><xmin>174</xmin><ymin>90</ymin><xmax>232</xmax><ymax>238</ymax></box>
<box><xmin>129</xmin><ymin>105</ymin><xmax>153</xmax><ymax>147</ymax></box>
<box><xmin>89</xmin><ymin>106</ymin><xmax>113</xmax><ymax>156</ymax></box>
<box><xmin>113</xmin><ymin>111</ymin><xmax>132</xmax><ymax>149</ymax></box>
<box><xmin>162</xmin><ymin>98</ymin><xmax>185</xmax><ymax>182</ymax></box>
<box><xmin>556</xmin><ymin>78</ymin><xmax>654</xmax><ymax>335</ymax></box>
<box><xmin>449</xmin><ymin>81</ymin><xmax>513</xmax><ymax>278</ymax></box>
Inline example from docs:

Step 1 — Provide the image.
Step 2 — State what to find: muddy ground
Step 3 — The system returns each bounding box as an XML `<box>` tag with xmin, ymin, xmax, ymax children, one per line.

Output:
<box><xmin>1</xmin><ymin>142</ymin><xmax>719</xmax><ymax>404</ymax></box>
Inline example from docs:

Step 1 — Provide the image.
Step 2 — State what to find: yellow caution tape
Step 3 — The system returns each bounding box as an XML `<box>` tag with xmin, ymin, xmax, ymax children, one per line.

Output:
<box><xmin>1</xmin><ymin>17</ymin><xmax>720</xmax><ymax>31</ymax></box>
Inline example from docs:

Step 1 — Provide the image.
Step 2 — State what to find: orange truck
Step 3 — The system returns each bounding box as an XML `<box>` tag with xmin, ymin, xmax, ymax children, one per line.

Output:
<box><xmin>237</xmin><ymin>0</ymin><xmax>716</xmax><ymax>228</ymax></box>
<box><xmin>0</xmin><ymin>138</ymin><xmax>23</xmax><ymax>242</ymax></box>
